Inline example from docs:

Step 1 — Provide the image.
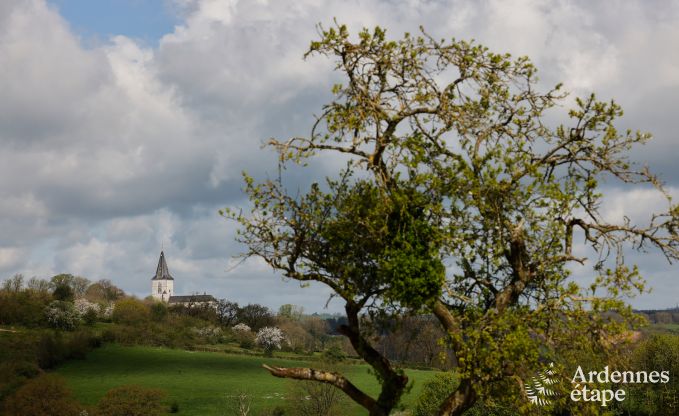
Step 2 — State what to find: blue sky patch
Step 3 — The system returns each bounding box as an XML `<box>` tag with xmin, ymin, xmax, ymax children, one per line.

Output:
<box><xmin>48</xmin><ymin>0</ymin><xmax>177</xmax><ymax>45</ymax></box>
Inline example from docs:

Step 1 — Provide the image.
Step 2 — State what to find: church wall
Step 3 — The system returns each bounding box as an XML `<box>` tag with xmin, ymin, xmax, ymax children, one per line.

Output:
<box><xmin>151</xmin><ymin>279</ymin><xmax>174</xmax><ymax>302</ymax></box>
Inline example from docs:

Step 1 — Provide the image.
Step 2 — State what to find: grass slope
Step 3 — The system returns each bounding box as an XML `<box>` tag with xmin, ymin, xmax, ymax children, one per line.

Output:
<box><xmin>57</xmin><ymin>345</ymin><xmax>438</xmax><ymax>415</ymax></box>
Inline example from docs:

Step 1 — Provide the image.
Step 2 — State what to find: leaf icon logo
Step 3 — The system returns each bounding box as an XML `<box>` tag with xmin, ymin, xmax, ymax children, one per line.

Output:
<box><xmin>526</xmin><ymin>362</ymin><xmax>559</xmax><ymax>406</ymax></box>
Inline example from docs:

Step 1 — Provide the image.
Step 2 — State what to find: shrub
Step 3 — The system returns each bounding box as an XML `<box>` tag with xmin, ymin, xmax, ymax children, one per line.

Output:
<box><xmin>279</xmin><ymin>320</ymin><xmax>314</xmax><ymax>354</ymax></box>
<box><xmin>191</xmin><ymin>325</ymin><xmax>223</xmax><ymax>343</ymax></box>
<box><xmin>0</xmin><ymin>289</ymin><xmax>50</xmax><ymax>327</ymax></box>
<box><xmin>34</xmin><ymin>329</ymin><xmax>99</xmax><ymax>369</ymax></box>
<box><xmin>321</xmin><ymin>345</ymin><xmax>346</xmax><ymax>363</ymax></box>
<box><xmin>150</xmin><ymin>302</ymin><xmax>168</xmax><ymax>322</ymax></box>
<box><xmin>414</xmin><ymin>372</ymin><xmax>518</xmax><ymax>415</ymax></box>
<box><xmin>0</xmin><ymin>361</ymin><xmax>41</xmax><ymax>402</ymax></box>
<box><xmin>238</xmin><ymin>333</ymin><xmax>255</xmax><ymax>349</ymax></box>
<box><xmin>255</xmin><ymin>327</ymin><xmax>285</xmax><ymax>356</ymax></box>
<box><xmin>101</xmin><ymin>328</ymin><xmax>116</xmax><ymax>343</ymax></box>
<box><xmin>236</xmin><ymin>304</ymin><xmax>275</xmax><ymax>331</ymax></box>
<box><xmin>2</xmin><ymin>374</ymin><xmax>81</xmax><ymax>416</ymax></box>
<box><xmin>96</xmin><ymin>385</ymin><xmax>167</xmax><ymax>416</ymax></box>
<box><xmin>617</xmin><ymin>334</ymin><xmax>679</xmax><ymax>416</ymax></box>
<box><xmin>232</xmin><ymin>323</ymin><xmax>251</xmax><ymax>333</ymax></box>
<box><xmin>112</xmin><ymin>299</ymin><xmax>150</xmax><ymax>325</ymax></box>
<box><xmin>232</xmin><ymin>323</ymin><xmax>255</xmax><ymax>349</ymax></box>
<box><xmin>67</xmin><ymin>330</ymin><xmax>96</xmax><ymax>359</ymax></box>
<box><xmin>260</xmin><ymin>406</ymin><xmax>286</xmax><ymax>416</ymax></box>
<box><xmin>0</xmin><ymin>360</ymin><xmax>41</xmax><ymax>381</ymax></box>
<box><xmin>52</xmin><ymin>283</ymin><xmax>74</xmax><ymax>302</ymax></box>
<box><xmin>36</xmin><ymin>331</ymin><xmax>69</xmax><ymax>369</ymax></box>
<box><xmin>75</xmin><ymin>298</ymin><xmax>100</xmax><ymax>315</ymax></box>
<box><xmin>45</xmin><ymin>300</ymin><xmax>81</xmax><ymax>330</ymax></box>
<box><xmin>224</xmin><ymin>390</ymin><xmax>252</xmax><ymax>416</ymax></box>
<box><xmin>74</xmin><ymin>298</ymin><xmax>101</xmax><ymax>326</ymax></box>
<box><xmin>287</xmin><ymin>379</ymin><xmax>346</xmax><ymax>416</ymax></box>
<box><xmin>414</xmin><ymin>372</ymin><xmax>456</xmax><ymax>416</ymax></box>
<box><xmin>100</xmin><ymin>303</ymin><xmax>114</xmax><ymax>320</ymax></box>
<box><xmin>83</xmin><ymin>308</ymin><xmax>98</xmax><ymax>325</ymax></box>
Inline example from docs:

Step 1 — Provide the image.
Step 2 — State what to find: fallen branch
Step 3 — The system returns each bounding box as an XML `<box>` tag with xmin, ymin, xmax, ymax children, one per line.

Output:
<box><xmin>262</xmin><ymin>364</ymin><xmax>379</xmax><ymax>413</ymax></box>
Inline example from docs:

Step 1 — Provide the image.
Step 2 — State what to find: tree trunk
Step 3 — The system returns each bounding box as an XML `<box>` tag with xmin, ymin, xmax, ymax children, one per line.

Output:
<box><xmin>262</xmin><ymin>300</ymin><xmax>406</xmax><ymax>416</ymax></box>
<box><xmin>339</xmin><ymin>301</ymin><xmax>408</xmax><ymax>415</ymax></box>
<box><xmin>437</xmin><ymin>378</ymin><xmax>476</xmax><ymax>416</ymax></box>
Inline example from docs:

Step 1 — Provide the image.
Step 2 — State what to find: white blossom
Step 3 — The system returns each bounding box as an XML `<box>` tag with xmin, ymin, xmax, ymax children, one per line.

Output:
<box><xmin>100</xmin><ymin>303</ymin><xmax>114</xmax><ymax>319</ymax></box>
<box><xmin>191</xmin><ymin>326</ymin><xmax>223</xmax><ymax>338</ymax></box>
<box><xmin>255</xmin><ymin>326</ymin><xmax>285</xmax><ymax>354</ymax></box>
<box><xmin>74</xmin><ymin>298</ymin><xmax>100</xmax><ymax>316</ymax></box>
<box><xmin>232</xmin><ymin>323</ymin><xmax>252</xmax><ymax>333</ymax></box>
<box><xmin>45</xmin><ymin>300</ymin><xmax>80</xmax><ymax>330</ymax></box>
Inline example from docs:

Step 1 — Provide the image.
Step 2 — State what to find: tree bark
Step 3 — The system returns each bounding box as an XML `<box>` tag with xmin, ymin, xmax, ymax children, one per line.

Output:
<box><xmin>262</xmin><ymin>365</ymin><xmax>382</xmax><ymax>413</ymax></box>
<box><xmin>431</xmin><ymin>300</ymin><xmax>478</xmax><ymax>415</ymax></box>
<box><xmin>261</xmin><ymin>300</ymin><xmax>406</xmax><ymax>416</ymax></box>
<box><xmin>437</xmin><ymin>378</ymin><xmax>477</xmax><ymax>416</ymax></box>
<box><xmin>338</xmin><ymin>301</ymin><xmax>409</xmax><ymax>415</ymax></box>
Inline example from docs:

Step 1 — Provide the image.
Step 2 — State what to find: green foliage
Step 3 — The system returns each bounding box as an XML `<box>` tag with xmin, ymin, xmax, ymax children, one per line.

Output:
<box><xmin>414</xmin><ymin>372</ymin><xmax>518</xmax><ymax>416</ymax></box>
<box><xmin>169</xmin><ymin>302</ymin><xmax>219</xmax><ymax>323</ymax></box>
<box><xmin>96</xmin><ymin>385</ymin><xmax>167</xmax><ymax>416</ymax></box>
<box><xmin>0</xmin><ymin>286</ymin><xmax>50</xmax><ymax>327</ymax></box>
<box><xmin>83</xmin><ymin>307</ymin><xmax>99</xmax><ymax>326</ymax></box>
<box><xmin>52</xmin><ymin>283</ymin><xmax>74</xmax><ymax>302</ymax></box>
<box><xmin>36</xmin><ymin>331</ymin><xmax>70</xmax><ymax>369</ymax></box>
<box><xmin>104</xmin><ymin>318</ymin><xmax>200</xmax><ymax>348</ymax></box>
<box><xmin>112</xmin><ymin>299</ymin><xmax>150</xmax><ymax>325</ymax></box>
<box><xmin>321</xmin><ymin>344</ymin><xmax>346</xmax><ymax>363</ymax></box>
<box><xmin>36</xmin><ymin>329</ymin><xmax>99</xmax><ymax>368</ymax></box>
<box><xmin>1</xmin><ymin>374</ymin><xmax>81</xmax><ymax>416</ymax></box>
<box><xmin>1</xmin><ymin>274</ymin><xmax>24</xmax><ymax>293</ymax></box>
<box><xmin>278</xmin><ymin>303</ymin><xmax>304</xmax><ymax>321</ymax></box>
<box><xmin>414</xmin><ymin>372</ymin><xmax>456</xmax><ymax>416</ymax></box>
<box><xmin>236</xmin><ymin>303</ymin><xmax>275</xmax><ymax>331</ymax></box>
<box><xmin>50</xmin><ymin>273</ymin><xmax>91</xmax><ymax>301</ymax></box>
<box><xmin>379</xmin><ymin>186</ymin><xmax>446</xmax><ymax>308</ymax></box>
<box><xmin>617</xmin><ymin>334</ymin><xmax>679</xmax><ymax>415</ymax></box>
<box><xmin>236</xmin><ymin>332</ymin><xmax>255</xmax><ymax>349</ymax></box>
<box><xmin>216</xmin><ymin>299</ymin><xmax>239</xmax><ymax>326</ymax></box>
<box><xmin>228</xmin><ymin>22</ymin><xmax>678</xmax><ymax>415</ymax></box>
<box><xmin>85</xmin><ymin>279</ymin><xmax>125</xmax><ymax>303</ymax></box>
<box><xmin>260</xmin><ymin>405</ymin><xmax>287</xmax><ymax>416</ymax></box>
<box><xmin>150</xmin><ymin>302</ymin><xmax>168</xmax><ymax>322</ymax></box>
<box><xmin>0</xmin><ymin>360</ymin><xmax>41</xmax><ymax>403</ymax></box>
<box><xmin>0</xmin><ymin>327</ymin><xmax>100</xmax><ymax>393</ymax></box>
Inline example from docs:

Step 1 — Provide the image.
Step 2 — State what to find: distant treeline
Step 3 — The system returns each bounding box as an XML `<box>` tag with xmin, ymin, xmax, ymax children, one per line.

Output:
<box><xmin>635</xmin><ymin>307</ymin><xmax>679</xmax><ymax>325</ymax></box>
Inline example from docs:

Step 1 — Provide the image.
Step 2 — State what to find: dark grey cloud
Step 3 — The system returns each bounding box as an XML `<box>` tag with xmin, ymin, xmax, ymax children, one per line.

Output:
<box><xmin>0</xmin><ymin>0</ymin><xmax>677</xmax><ymax>312</ymax></box>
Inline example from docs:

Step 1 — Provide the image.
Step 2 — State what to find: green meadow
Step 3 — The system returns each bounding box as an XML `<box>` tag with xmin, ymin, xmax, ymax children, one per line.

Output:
<box><xmin>56</xmin><ymin>344</ymin><xmax>439</xmax><ymax>415</ymax></box>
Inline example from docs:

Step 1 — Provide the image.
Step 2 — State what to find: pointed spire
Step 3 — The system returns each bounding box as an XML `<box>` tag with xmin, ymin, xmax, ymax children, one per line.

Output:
<box><xmin>152</xmin><ymin>251</ymin><xmax>174</xmax><ymax>280</ymax></box>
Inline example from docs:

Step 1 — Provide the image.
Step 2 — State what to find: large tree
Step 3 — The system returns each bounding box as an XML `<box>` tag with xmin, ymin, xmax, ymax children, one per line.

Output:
<box><xmin>226</xmin><ymin>24</ymin><xmax>678</xmax><ymax>415</ymax></box>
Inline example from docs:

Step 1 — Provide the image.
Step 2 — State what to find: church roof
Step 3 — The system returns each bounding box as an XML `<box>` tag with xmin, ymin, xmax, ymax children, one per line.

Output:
<box><xmin>168</xmin><ymin>294</ymin><xmax>216</xmax><ymax>304</ymax></box>
<box><xmin>151</xmin><ymin>251</ymin><xmax>174</xmax><ymax>281</ymax></box>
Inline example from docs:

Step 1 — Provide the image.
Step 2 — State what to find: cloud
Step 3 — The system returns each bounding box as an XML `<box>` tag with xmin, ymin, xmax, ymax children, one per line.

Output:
<box><xmin>0</xmin><ymin>247</ymin><xmax>24</xmax><ymax>274</ymax></box>
<box><xmin>0</xmin><ymin>0</ymin><xmax>677</xmax><ymax>312</ymax></box>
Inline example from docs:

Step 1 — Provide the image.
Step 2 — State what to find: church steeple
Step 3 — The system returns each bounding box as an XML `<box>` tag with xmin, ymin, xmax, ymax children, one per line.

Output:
<box><xmin>151</xmin><ymin>251</ymin><xmax>175</xmax><ymax>302</ymax></box>
<box><xmin>152</xmin><ymin>251</ymin><xmax>174</xmax><ymax>281</ymax></box>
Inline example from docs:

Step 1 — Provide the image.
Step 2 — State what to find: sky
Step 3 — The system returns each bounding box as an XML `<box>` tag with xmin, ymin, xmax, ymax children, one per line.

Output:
<box><xmin>0</xmin><ymin>0</ymin><xmax>677</xmax><ymax>313</ymax></box>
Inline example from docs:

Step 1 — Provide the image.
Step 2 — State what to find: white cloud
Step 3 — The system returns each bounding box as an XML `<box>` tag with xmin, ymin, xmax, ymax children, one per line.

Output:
<box><xmin>0</xmin><ymin>247</ymin><xmax>23</xmax><ymax>273</ymax></box>
<box><xmin>601</xmin><ymin>186</ymin><xmax>679</xmax><ymax>225</ymax></box>
<box><xmin>0</xmin><ymin>0</ymin><xmax>677</xmax><ymax>311</ymax></box>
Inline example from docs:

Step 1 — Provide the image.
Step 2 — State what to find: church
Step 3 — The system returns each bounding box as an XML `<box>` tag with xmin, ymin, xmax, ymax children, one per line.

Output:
<box><xmin>151</xmin><ymin>251</ymin><xmax>217</xmax><ymax>307</ymax></box>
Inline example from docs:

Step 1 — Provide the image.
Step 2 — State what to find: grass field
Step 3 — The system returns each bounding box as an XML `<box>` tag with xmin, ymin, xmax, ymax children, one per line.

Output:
<box><xmin>56</xmin><ymin>345</ymin><xmax>439</xmax><ymax>415</ymax></box>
